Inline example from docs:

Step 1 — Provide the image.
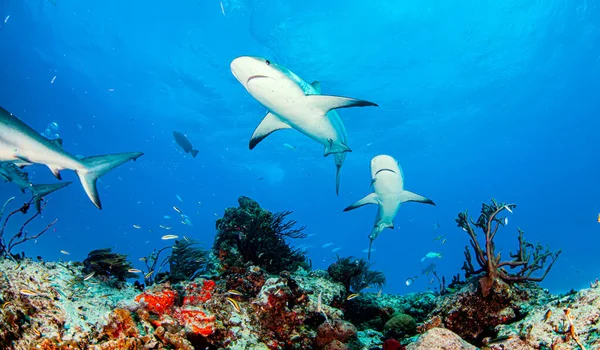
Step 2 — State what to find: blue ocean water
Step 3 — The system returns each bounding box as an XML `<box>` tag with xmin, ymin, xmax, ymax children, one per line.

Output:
<box><xmin>0</xmin><ymin>0</ymin><xmax>598</xmax><ymax>296</ymax></box>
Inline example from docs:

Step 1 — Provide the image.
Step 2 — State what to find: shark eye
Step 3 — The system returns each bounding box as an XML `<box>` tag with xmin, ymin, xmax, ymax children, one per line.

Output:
<box><xmin>265</xmin><ymin>60</ymin><xmax>271</xmax><ymax>65</ymax></box>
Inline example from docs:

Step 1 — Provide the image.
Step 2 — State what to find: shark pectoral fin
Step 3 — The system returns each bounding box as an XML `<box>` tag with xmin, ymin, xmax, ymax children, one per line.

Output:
<box><xmin>399</xmin><ymin>190</ymin><xmax>436</xmax><ymax>205</ymax></box>
<box><xmin>305</xmin><ymin>95</ymin><xmax>378</xmax><ymax>115</ymax></box>
<box><xmin>46</xmin><ymin>165</ymin><xmax>63</xmax><ymax>180</ymax></box>
<box><xmin>77</xmin><ymin>152</ymin><xmax>144</xmax><ymax>209</ymax></box>
<box><xmin>51</xmin><ymin>138</ymin><xmax>63</xmax><ymax>148</ymax></box>
<box><xmin>249</xmin><ymin>112</ymin><xmax>292</xmax><ymax>150</ymax></box>
<box><xmin>31</xmin><ymin>182</ymin><xmax>72</xmax><ymax>212</ymax></box>
<box><xmin>343</xmin><ymin>192</ymin><xmax>378</xmax><ymax>212</ymax></box>
<box><xmin>310</xmin><ymin>81</ymin><xmax>322</xmax><ymax>93</ymax></box>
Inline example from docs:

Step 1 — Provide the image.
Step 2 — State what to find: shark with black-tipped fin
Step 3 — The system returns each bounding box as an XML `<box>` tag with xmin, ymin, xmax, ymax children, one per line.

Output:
<box><xmin>344</xmin><ymin>155</ymin><xmax>435</xmax><ymax>259</ymax></box>
<box><xmin>0</xmin><ymin>106</ymin><xmax>143</xmax><ymax>209</ymax></box>
<box><xmin>230</xmin><ymin>56</ymin><xmax>377</xmax><ymax>195</ymax></box>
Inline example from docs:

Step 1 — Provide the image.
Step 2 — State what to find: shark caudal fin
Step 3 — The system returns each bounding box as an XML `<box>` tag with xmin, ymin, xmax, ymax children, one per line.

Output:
<box><xmin>31</xmin><ymin>182</ymin><xmax>72</xmax><ymax>212</ymax></box>
<box><xmin>399</xmin><ymin>190</ymin><xmax>436</xmax><ymax>206</ymax></box>
<box><xmin>76</xmin><ymin>152</ymin><xmax>144</xmax><ymax>209</ymax></box>
<box><xmin>190</xmin><ymin>149</ymin><xmax>199</xmax><ymax>158</ymax></box>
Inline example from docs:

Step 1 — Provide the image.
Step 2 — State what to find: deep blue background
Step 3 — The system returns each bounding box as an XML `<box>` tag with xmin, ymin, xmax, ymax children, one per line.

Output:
<box><xmin>0</xmin><ymin>0</ymin><xmax>599</xmax><ymax>294</ymax></box>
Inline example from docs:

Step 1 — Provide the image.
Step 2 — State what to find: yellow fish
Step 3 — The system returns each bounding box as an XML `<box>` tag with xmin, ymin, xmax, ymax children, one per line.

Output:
<box><xmin>597</xmin><ymin>213</ymin><xmax>600</xmax><ymax>223</ymax></box>
<box><xmin>346</xmin><ymin>293</ymin><xmax>360</xmax><ymax>300</ymax></box>
<box><xmin>226</xmin><ymin>297</ymin><xmax>241</xmax><ymax>312</ymax></box>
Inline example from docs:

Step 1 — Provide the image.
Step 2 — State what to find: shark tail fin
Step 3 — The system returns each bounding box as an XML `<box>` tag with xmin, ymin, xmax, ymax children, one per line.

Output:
<box><xmin>190</xmin><ymin>149</ymin><xmax>199</xmax><ymax>158</ymax></box>
<box><xmin>399</xmin><ymin>190</ymin><xmax>436</xmax><ymax>206</ymax></box>
<box><xmin>31</xmin><ymin>182</ymin><xmax>72</xmax><ymax>212</ymax></box>
<box><xmin>76</xmin><ymin>152</ymin><xmax>144</xmax><ymax>209</ymax></box>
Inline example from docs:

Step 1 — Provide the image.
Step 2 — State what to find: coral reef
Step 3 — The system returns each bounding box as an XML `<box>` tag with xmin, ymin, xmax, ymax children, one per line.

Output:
<box><xmin>456</xmin><ymin>199</ymin><xmax>561</xmax><ymax>297</ymax></box>
<box><xmin>383</xmin><ymin>313</ymin><xmax>417</xmax><ymax>339</ymax></box>
<box><xmin>213</xmin><ymin>196</ymin><xmax>308</xmax><ymax>274</ymax></box>
<box><xmin>168</xmin><ymin>238</ymin><xmax>209</xmax><ymax>283</ymax></box>
<box><xmin>82</xmin><ymin>248</ymin><xmax>138</xmax><ymax>285</ymax></box>
<box><xmin>327</xmin><ymin>256</ymin><xmax>386</xmax><ymax>293</ymax></box>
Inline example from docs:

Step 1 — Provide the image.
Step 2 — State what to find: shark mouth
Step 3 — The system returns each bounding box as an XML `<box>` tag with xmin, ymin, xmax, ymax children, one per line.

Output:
<box><xmin>246</xmin><ymin>75</ymin><xmax>270</xmax><ymax>84</ymax></box>
<box><xmin>374</xmin><ymin>168</ymin><xmax>397</xmax><ymax>176</ymax></box>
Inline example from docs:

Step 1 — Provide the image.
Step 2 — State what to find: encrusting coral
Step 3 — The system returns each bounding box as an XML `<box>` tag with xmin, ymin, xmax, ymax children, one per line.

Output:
<box><xmin>213</xmin><ymin>196</ymin><xmax>309</xmax><ymax>274</ymax></box>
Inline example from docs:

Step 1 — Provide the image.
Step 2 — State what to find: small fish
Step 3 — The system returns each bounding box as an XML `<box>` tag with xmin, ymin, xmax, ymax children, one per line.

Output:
<box><xmin>220</xmin><ymin>1</ymin><xmax>225</xmax><ymax>15</ymax></box>
<box><xmin>176</xmin><ymin>194</ymin><xmax>183</xmax><ymax>203</ymax></box>
<box><xmin>504</xmin><ymin>217</ymin><xmax>508</xmax><ymax>225</ymax></box>
<box><xmin>433</xmin><ymin>235</ymin><xmax>444</xmax><ymax>241</ymax></box>
<box><xmin>145</xmin><ymin>271</ymin><xmax>154</xmax><ymax>279</ymax></box>
<box><xmin>317</xmin><ymin>292</ymin><xmax>322</xmax><ymax>312</ymax></box>
<box><xmin>128</xmin><ymin>269</ymin><xmax>142</xmax><ymax>274</ymax></box>
<box><xmin>60</xmin><ymin>250</ymin><xmax>70</xmax><ymax>255</ymax></box>
<box><xmin>33</xmin><ymin>328</ymin><xmax>41</xmax><ymax>337</ymax></box>
<box><xmin>173</xmin><ymin>206</ymin><xmax>182</xmax><ymax>214</ymax></box>
<box><xmin>377</xmin><ymin>289</ymin><xmax>383</xmax><ymax>297</ymax></box>
<box><xmin>227</xmin><ymin>290</ymin><xmax>244</xmax><ymax>296</ymax></box>
<box><xmin>83</xmin><ymin>272</ymin><xmax>95</xmax><ymax>281</ymax></box>
<box><xmin>19</xmin><ymin>289</ymin><xmax>38</xmax><ymax>296</ymax></box>
<box><xmin>429</xmin><ymin>277</ymin><xmax>434</xmax><ymax>285</ymax></box>
<box><xmin>161</xmin><ymin>234</ymin><xmax>179</xmax><ymax>240</ymax></box>
<box><xmin>139</xmin><ymin>257</ymin><xmax>147</xmax><ymax>261</ymax></box>
<box><xmin>346</xmin><ymin>293</ymin><xmax>360</xmax><ymax>300</ymax></box>
<box><xmin>321</xmin><ymin>243</ymin><xmax>334</xmax><ymax>248</ymax></box>
<box><xmin>164</xmin><ymin>215</ymin><xmax>171</xmax><ymax>220</ymax></box>
<box><xmin>107</xmin><ymin>88</ymin><xmax>114</xmax><ymax>92</ymax></box>
<box><xmin>597</xmin><ymin>213</ymin><xmax>600</xmax><ymax>223</ymax></box>
<box><xmin>226</xmin><ymin>297</ymin><xmax>241</xmax><ymax>312</ymax></box>
<box><xmin>283</xmin><ymin>143</ymin><xmax>296</xmax><ymax>150</ymax></box>
<box><xmin>461</xmin><ymin>227</ymin><xmax>467</xmax><ymax>232</ymax></box>
<box><xmin>441</xmin><ymin>238</ymin><xmax>447</xmax><ymax>244</ymax></box>
<box><xmin>50</xmin><ymin>76</ymin><xmax>56</xmax><ymax>84</ymax></box>
<box><xmin>133</xmin><ymin>224</ymin><xmax>141</xmax><ymax>229</ymax></box>
<box><xmin>421</xmin><ymin>252</ymin><xmax>442</xmax><ymax>262</ymax></box>
<box><xmin>2</xmin><ymin>301</ymin><xmax>12</xmax><ymax>309</ymax></box>
<box><xmin>100</xmin><ymin>294</ymin><xmax>112</xmax><ymax>299</ymax></box>
<box><xmin>504</xmin><ymin>205</ymin><xmax>513</xmax><ymax>214</ymax></box>
<box><xmin>4</xmin><ymin>15</ymin><xmax>9</xmax><ymax>24</ymax></box>
<box><xmin>544</xmin><ymin>309</ymin><xmax>552</xmax><ymax>322</ymax></box>
<box><xmin>405</xmin><ymin>276</ymin><xmax>418</xmax><ymax>286</ymax></box>
<box><xmin>332</xmin><ymin>247</ymin><xmax>342</xmax><ymax>253</ymax></box>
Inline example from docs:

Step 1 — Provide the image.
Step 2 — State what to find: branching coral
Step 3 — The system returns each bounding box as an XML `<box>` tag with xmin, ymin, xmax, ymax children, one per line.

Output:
<box><xmin>456</xmin><ymin>199</ymin><xmax>562</xmax><ymax>296</ymax></box>
<box><xmin>213</xmin><ymin>196</ymin><xmax>308</xmax><ymax>274</ymax></box>
<box><xmin>0</xmin><ymin>197</ymin><xmax>57</xmax><ymax>261</ymax></box>
<box><xmin>82</xmin><ymin>248</ymin><xmax>138</xmax><ymax>284</ymax></box>
<box><xmin>168</xmin><ymin>238</ymin><xmax>209</xmax><ymax>283</ymax></box>
<box><xmin>327</xmin><ymin>256</ymin><xmax>386</xmax><ymax>293</ymax></box>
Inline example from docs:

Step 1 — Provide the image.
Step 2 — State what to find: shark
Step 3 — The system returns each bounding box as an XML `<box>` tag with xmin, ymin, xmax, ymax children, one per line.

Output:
<box><xmin>343</xmin><ymin>155</ymin><xmax>435</xmax><ymax>259</ymax></box>
<box><xmin>230</xmin><ymin>56</ymin><xmax>377</xmax><ymax>195</ymax></box>
<box><xmin>0</xmin><ymin>161</ymin><xmax>72</xmax><ymax>212</ymax></box>
<box><xmin>0</xmin><ymin>106</ymin><xmax>144</xmax><ymax>209</ymax></box>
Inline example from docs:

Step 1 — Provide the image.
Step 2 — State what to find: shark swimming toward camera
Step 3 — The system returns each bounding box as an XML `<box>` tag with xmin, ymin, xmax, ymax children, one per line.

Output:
<box><xmin>230</xmin><ymin>56</ymin><xmax>377</xmax><ymax>195</ymax></box>
<box><xmin>343</xmin><ymin>155</ymin><xmax>435</xmax><ymax>259</ymax></box>
<box><xmin>0</xmin><ymin>106</ymin><xmax>144</xmax><ymax>209</ymax></box>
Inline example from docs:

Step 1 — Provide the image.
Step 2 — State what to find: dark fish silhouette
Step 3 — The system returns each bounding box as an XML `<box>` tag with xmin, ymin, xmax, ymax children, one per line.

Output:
<box><xmin>173</xmin><ymin>131</ymin><xmax>199</xmax><ymax>158</ymax></box>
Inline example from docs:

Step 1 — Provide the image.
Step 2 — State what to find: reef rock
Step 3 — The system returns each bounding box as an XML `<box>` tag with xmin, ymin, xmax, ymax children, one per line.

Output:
<box><xmin>406</xmin><ymin>327</ymin><xmax>476</xmax><ymax>350</ymax></box>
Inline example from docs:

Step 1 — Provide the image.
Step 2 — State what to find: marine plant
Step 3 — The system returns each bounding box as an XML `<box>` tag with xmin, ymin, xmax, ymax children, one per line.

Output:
<box><xmin>213</xmin><ymin>196</ymin><xmax>308</xmax><ymax>274</ymax></box>
<box><xmin>168</xmin><ymin>238</ymin><xmax>209</xmax><ymax>283</ymax></box>
<box><xmin>327</xmin><ymin>256</ymin><xmax>386</xmax><ymax>293</ymax></box>
<box><xmin>82</xmin><ymin>248</ymin><xmax>138</xmax><ymax>285</ymax></box>
<box><xmin>0</xmin><ymin>197</ymin><xmax>57</xmax><ymax>260</ymax></box>
<box><xmin>140</xmin><ymin>245</ymin><xmax>171</xmax><ymax>286</ymax></box>
<box><xmin>456</xmin><ymin>199</ymin><xmax>562</xmax><ymax>297</ymax></box>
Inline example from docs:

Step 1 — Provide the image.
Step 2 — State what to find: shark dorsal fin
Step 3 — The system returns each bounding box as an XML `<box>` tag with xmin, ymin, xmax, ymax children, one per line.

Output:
<box><xmin>310</xmin><ymin>81</ymin><xmax>321</xmax><ymax>93</ymax></box>
<box><xmin>249</xmin><ymin>112</ymin><xmax>292</xmax><ymax>150</ymax></box>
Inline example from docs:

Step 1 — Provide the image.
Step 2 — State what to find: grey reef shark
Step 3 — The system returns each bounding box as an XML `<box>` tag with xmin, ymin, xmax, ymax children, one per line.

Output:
<box><xmin>0</xmin><ymin>106</ymin><xmax>143</xmax><ymax>209</ymax></box>
<box><xmin>230</xmin><ymin>56</ymin><xmax>378</xmax><ymax>195</ymax></box>
<box><xmin>344</xmin><ymin>155</ymin><xmax>435</xmax><ymax>259</ymax></box>
<box><xmin>0</xmin><ymin>161</ymin><xmax>71</xmax><ymax>212</ymax></box>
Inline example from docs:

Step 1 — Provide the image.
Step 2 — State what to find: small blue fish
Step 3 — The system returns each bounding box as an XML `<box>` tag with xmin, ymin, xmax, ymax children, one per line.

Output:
<box><xmin>321</xmin><ymin>243</ymin><xmax>334</xmax><ymax>248</ymax></box>
<box><xmin>176</xmin><ymin>194</ymin><xmax>183</xmax><ymax>203</ymax></box>
<box><xmin>164</xmin><ymin>215</ymin><xmax>171</xmax><ymax>220</ymax></box>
